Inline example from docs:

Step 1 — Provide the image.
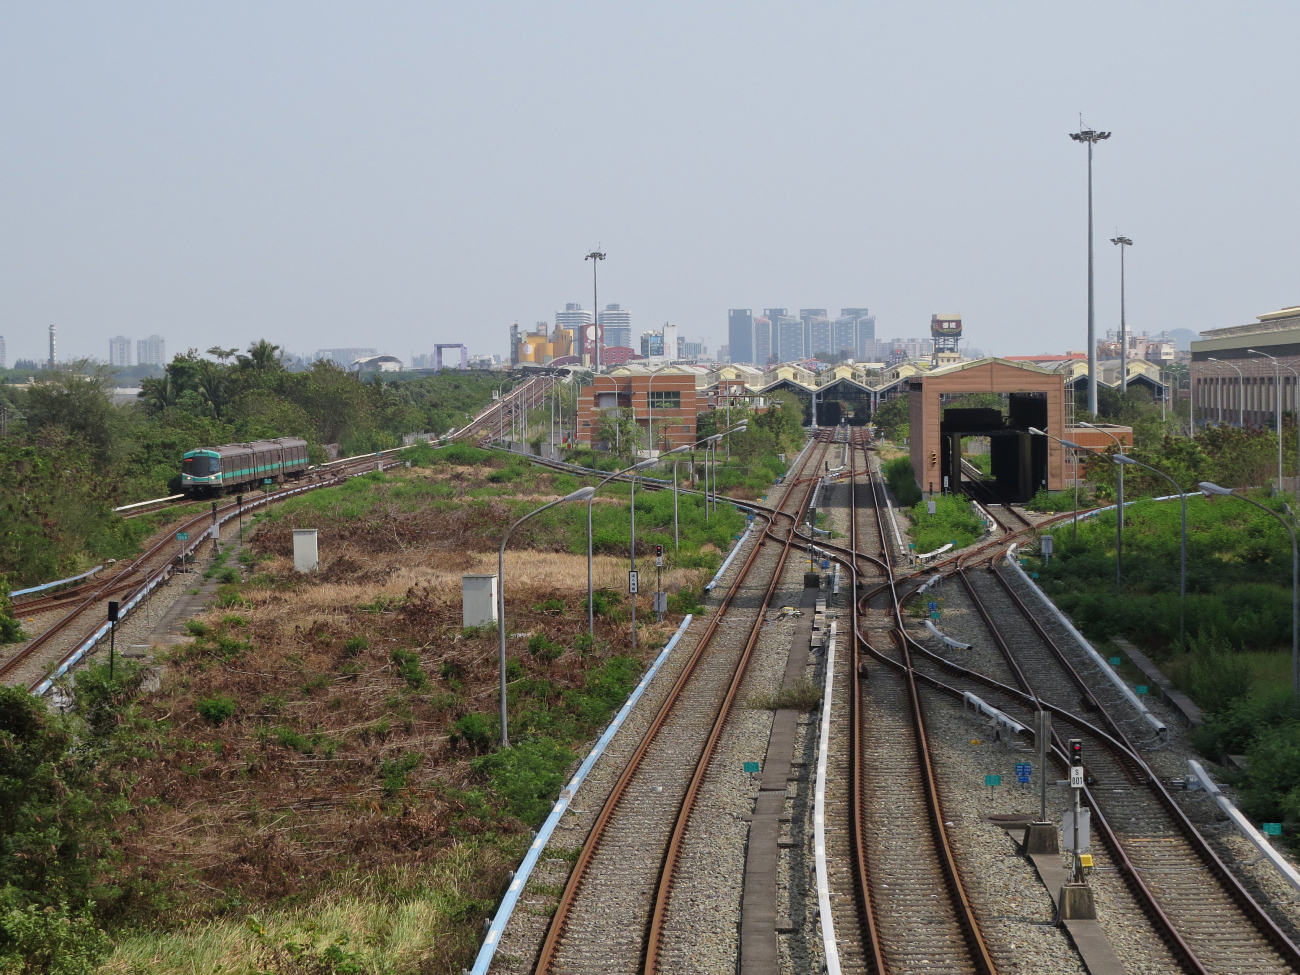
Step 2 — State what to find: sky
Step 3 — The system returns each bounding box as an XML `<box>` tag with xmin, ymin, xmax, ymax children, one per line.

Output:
<box><xmin>1</xmin><ymin>3</ymin><xmax>1297</xmax><ymax>366</ymax></box>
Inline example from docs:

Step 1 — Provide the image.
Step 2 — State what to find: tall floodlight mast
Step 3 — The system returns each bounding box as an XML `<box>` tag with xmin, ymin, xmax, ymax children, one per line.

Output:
<box><xmin>1070</xmin><ymin>121</ymin><xmax>1111</xmax><ymax>415</ymax></box>
<box><xmin>585</xmin><ymin>250</ymin><xmax>606</xmax><ymax>372</ymax></box>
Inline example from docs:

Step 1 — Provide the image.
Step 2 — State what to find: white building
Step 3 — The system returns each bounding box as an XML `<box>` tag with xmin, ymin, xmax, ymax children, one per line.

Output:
<box><xmin>109</xmin><ymin>336</ymin><xmax>132</xmax><ymax>367</ymax></box>
<box><xmin>315</xmin><ymin>348</ymin><xmax>376</xmax><ymax>367</ymax></box>
<box><xmin>0</xmin><ymin>334</ymin><xmax>6</xmax><ymax>370</ymax></box>
<box><xmin>598</xmin><ymin>304</ymin><xmax>633</xmax><ymax>350</ymax></box>
<box><xmin>137</xmin><ymin>335</ymin><xmax>166</xmax><ymax>367</ymax></box>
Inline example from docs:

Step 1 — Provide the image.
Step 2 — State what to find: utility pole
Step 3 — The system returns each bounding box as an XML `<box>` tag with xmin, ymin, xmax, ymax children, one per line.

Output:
<box><xmin>1071</xmin><ymin>120</ymin><xmax>1111</xmax><ymax>416</ymax></box>
<box><xmin>1111</xmin><ymin>234</ymin><xmax>1132</xmax><ymax>394</ymax></box>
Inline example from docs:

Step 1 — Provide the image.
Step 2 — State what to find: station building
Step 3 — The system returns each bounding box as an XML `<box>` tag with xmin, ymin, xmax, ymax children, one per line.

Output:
<box><xmin>1191</xmin><ymin>306</ymin><xmax>1300</xmax><ymax>428</ymax></box>
<box><xmin>907</xmin><ymin>358</ymin><xmax>1068</xmax><ymax>502</ymax></box>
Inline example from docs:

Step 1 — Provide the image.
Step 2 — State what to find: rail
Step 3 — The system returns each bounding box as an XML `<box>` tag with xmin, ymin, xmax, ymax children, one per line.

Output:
<box><xmin>467</xmin><ymin>613</ymin><xmax>696</xmax><ymax>975</ymax></box>
<box><xmin>1003</xmin><ymin>544</ymin><xmax>1167</xmax><ymax>737</ymax></box>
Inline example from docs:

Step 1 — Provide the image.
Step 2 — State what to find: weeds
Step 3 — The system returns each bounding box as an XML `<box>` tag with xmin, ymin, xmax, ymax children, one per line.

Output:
<box><xmin>389</xmin><ymin>649</ymin><xmax>427</xmax><ymax>690</ymax></box>
<box><xmin>746</xmin><ymin>678</ymin><xmax>822</xmax><ymax>712</ymax></box>
<box><xmin>196</xmin><ymin>695</ymin><xmax>237</xmax><ymax>725</ymax></box>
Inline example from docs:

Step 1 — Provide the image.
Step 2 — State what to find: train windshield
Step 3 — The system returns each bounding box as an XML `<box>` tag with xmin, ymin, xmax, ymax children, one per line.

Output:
<box><xmin>184</xmin><ymin>455</ymin><xmax>219</xmax><ymax>476</ymax></box>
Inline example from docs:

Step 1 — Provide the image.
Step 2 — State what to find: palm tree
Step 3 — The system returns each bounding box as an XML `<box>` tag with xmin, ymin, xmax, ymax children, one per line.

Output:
<box><xmin>193</xmin><ymin>360</ymin><xmax>232</xmax><ymax>418</ymax></box>
<box><xmin>138</xmin><ymin>374</ymin><xmax>178</xmax><ymax>414</ymax></box>
<box><xmin>237</xmin><ymin>339</ymin><xmax>284</xmax><ymax>373</ymax></box>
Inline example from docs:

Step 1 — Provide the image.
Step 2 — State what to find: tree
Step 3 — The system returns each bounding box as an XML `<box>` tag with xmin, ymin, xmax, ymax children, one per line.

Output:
<box><xmin>136</xmin><ymin>374</ymin><xmax>178</xmax><ymax>415</ymax></box>
<box><xmin>236</xmin><ymin>339</ymin><xmax>284</xmax><ymax>374</ymax></box>
<box><xmin>871</xmin><ymin>395</ymin><xmax>910</xmax><ymax>440</ymax></box>
<box><xmin>594</xmin><ymin>408</ymin><xmax>642</xmax><ymax>463</ymax></box>
<box><xmin>21</xmin><ymin>367</ymin><xmax>118</xmax><ymax>463</ymax></box>
<box><xmin>192</xmin><ymin>360</ymin><xmax>232</xmax><ymax>420</ymax></box>
<box><xmin>205</xmin><ymin>346</ymin><xmax>239</xmax><ymax>364</ymax></box>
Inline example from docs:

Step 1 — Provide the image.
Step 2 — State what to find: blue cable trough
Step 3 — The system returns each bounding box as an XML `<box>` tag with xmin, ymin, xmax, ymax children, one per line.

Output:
<box><xmin>12</xmin><ymin>565</ymin><xmax>105</xmax><ymax>598</ymax></box>
<box><xmin>468</xmin><ymin>613</ymin><xmax>695</xmax><ymax>975</ymax></box>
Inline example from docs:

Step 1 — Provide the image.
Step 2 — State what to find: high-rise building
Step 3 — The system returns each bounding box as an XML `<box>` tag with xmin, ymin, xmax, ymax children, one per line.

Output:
<box><xmin>0</xmin><ymin>334</ymin><xmax>6</xmax><ymax>370</ymax></box>
<box><xmin>48</xmin><ymin>324</ymin><xmax>57</xmax><ymax>370</ymax></box>
<box><xmin>598</xmin><ymin>304</ymin><xmax>633</xmax><ymax>350</ymax></box>
<box><xmin>753</xmin><ymin>315</ymin><xmax>772</xmax><ymax>367</ymax></box>
<box><xmin>109</xmin><ymin>336</ymin><xmax>132</xmax><ymax>367</ymax></box>
<box><xmin>728</xmin><ymin>309</ymin><xmax>754</xmax><ymax>365</ymax></box>
<box><xmin>776</xmin><ymin>316</ymin><xmax>804</xmax><ymax>363</ymax></box>
<box><xmin>557</xmin><ymin>303</ymin><xmax>595</xmax><ymax>361</ymax></box>
<box><xmin>678</xmin><ymin>337</ymin><xmax>703</xmax><ymax>360</ymax></box>
<box><xmin>832</xmin><ymin>316</ymin><xmax>858</xmax><ymax>357</ymax></box>
<box><xmin>137</xmin><ymin>335</ymin><xmax>166</xmax><ymax>368</ymax></box>
<box><xmin>838</xmin><ymin>308</ymin><xmax>875</xmax><ymax>360</ymax></box>
<box><xmin>661</xmin><ymin>323</ymin><xmax>678</xmax><ymax>362</ymax></box>
<box><xmin>640</xmin><ymin>331</ymin><xmax>664</xmax><ymax>358</ymax></box>
<box><xmin>800</xmin><ymin>310</ymin><xmax>828</xmax><ymax>358</ymax></box>
<box><xmin>807</xmin><ymin>316</ymin><xmax>832</xmax><ymax>357</ymax></box>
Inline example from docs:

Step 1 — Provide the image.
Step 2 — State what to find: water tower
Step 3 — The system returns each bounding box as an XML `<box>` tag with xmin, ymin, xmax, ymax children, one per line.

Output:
<box><xmin>931</xmin><ymin>314</ymin><xmax>962</xmax><ymax>365</ymax></box>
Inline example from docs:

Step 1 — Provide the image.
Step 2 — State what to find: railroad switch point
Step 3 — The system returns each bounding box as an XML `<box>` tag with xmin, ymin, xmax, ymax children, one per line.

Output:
<box><xmin>1022</xmin><ymin>822</ymin><xmax>1059</xmax><ymax>855</ymax></box>
<box><xmin>1058</xmin><ymin>883</ymin><xmax>1097</xmax><ymax>920</ymax></box>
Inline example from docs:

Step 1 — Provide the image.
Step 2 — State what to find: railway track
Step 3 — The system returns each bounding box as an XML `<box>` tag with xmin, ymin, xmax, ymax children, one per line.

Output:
<box><xmin>533</xmin><ymin>433</ymin><xmax>834</xmax><ymax>975</ymax></box>
<box><xmin>939</xmin><ymin>562</ymin><xmax>1300</xmax><ymax>974</ymax></box>
<box><xmin>838</xmin><ymin>432</ymin><xmax>999</xmax><ymax>975</ymax></box>
<box><xmin>0</xmin><ymin>451</ymin><xmax>407</xmax><ymax>694</ymax></box>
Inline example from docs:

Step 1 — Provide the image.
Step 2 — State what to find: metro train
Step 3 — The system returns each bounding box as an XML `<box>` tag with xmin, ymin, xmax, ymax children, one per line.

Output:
<box><xmin>181</xmin><ymin>438</ymin><xmax>310</xmax><ymax>496</ymax></box>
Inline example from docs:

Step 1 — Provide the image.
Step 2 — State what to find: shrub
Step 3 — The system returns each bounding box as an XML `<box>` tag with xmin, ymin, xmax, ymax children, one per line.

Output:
<box><xmin>196</xmin><ymin>694</ymin><xmax>237</xmax><ymax>725</ymax></box>
<box><xmin>527</xmin><ymin>632</ymin><xmax>563</xmax><ymax>662</ymax></box>
<box><xmin>342</xmin><ymin>635</ymin><xmax>369</xmax><ymax>655</ymax></box>
<box><xmin>908</xmin><ymin>494</ymin><xmax>983</xmax><ymax>552</ymax></box>
<box><xmin>472</xmin><ymin>737</ymin><xmax>573</xmax><ymax>826</ymax></box>
<box><xmin>184</xmin><ymin>619</ymin><xmax>209</xmax><ymax>637</ymax></box>
<box><xmin>532</xmin><ymin>598</ymin><xmax>566</xmax><ymax>616</ymax></box>
<box><xmin>883</xmin><ymin>456</ymin><xmax>922</xmax><ymax>507</ymax></box>
<box><xmin>667</xmin><ymin>586</ymin><xmax>703</xmax><ymax>616</ymax></box>
<box><xmin>378</xmin><ymin>751</ymin><xmax>422</xmax><ymax>795</ymax></box>
<box><xmin>586</xmin><ymin>589</ymin><xmax>623</xmax><ymax>618</ymax></box>
<box><xmin>390</xmin><ymin>648</ymin><xmax>427</xmax><ymax>689</ymax></box>
<box><xmin>450</xmin><ymin>712</ymin><xmax>493</xmax><ymax>752</ymax></box>
<box><xmin>574</xmin><ymin>633</ymin><xmax>595</xmax><ymax>655</ymax></box>
<box><xmin>0</xmin><ymin>901</ymin><xmax>112</xmax><ymax>975</ymax></box>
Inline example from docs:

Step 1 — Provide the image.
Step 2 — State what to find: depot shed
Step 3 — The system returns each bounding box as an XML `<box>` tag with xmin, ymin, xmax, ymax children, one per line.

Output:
<box><xmin>907</xmin><ymin>357</ymin><xmax>1067</xmax><ymax>502</ymax></box>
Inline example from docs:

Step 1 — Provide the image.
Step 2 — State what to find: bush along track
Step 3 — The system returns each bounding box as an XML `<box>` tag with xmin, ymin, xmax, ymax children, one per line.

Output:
<box><xmin>10</xmin><ymin>457</ymin><xmax>718</xmax><ymax>973</ymax></box>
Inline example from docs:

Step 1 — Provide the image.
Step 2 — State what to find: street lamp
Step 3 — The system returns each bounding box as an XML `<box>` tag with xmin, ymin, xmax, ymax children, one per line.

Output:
<box><xmin>1114</xmin><ymin>454</ymin><xmax>1187</xmax><ymax>648</ymax></box>
<box><xmin>585</xmin><ymin>250</ymin><xmax>606</xmax><ymax>373</ymax></box>
<box><xmin>1110</xmin><ymin>235</ymin><xmax>1133</xmax><ymax>395</ymax></box>
<box><xmin>587</xmin><ymin>457</ymin><xmax>659</xmax><ymax>638</ymax></box>
<box><xmin>499</xmin><ymin>485</ymin><xmax>596</xmax><ymax>746</ymax></box>
<box><xmin>1070</xmin><ymin>121</ymin><xmax>1112</xmax><ymax>416</ymax></box>
<box><xmin>1028</xmin><ymin>426</ymin><xmax>1082</xmax><ymax>539</ymax></box>
<box><xmin>1200</xmin><ymin>481</ymin><xmax>1298</xmax><ymax>702</ymax></box>
<box><xmin>1249</xmin><ymin>350</ymin><xmax>1284</xmax><ymax>492</ymax></box>
<box><xmin>1208</xmin><ymin>357</ymin><xmax>1244</xmax><ymax>427</ymax></box>
<box><xmin>1080</xmin><ymin>421</ymin><xmax>1127</xmax><ymax>547</ymax></box>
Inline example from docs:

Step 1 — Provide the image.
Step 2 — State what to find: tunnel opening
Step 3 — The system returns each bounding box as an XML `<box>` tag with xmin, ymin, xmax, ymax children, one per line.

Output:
<box><xmin>939</xmin><ymin>392</ymin><xmax>1047</xmax><ymax>503</ymax></box>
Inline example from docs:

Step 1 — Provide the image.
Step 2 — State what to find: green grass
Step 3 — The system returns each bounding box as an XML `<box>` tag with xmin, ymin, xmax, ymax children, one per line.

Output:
<box><xmin>883</xmin><ymin>456</ymin><xmax>922</xmax><ymax>506</ymax></box>
<box><xmin>1035</xmin><ymin>490</ymin><xmax>1296</xmax><ymax>656</ymax></box>
<box><xmin>907</xmin><ymin>494</ymin><xmax>984</xmax><ymax>552</ymax></box>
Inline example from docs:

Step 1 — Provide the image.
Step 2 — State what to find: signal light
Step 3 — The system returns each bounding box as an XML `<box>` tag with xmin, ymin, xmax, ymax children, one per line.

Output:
<box><xmin>107</xmin><ymin>600</ymin><xmax>119</xmax><ymax>622</ymax></box>
<box><xmin>930</xmin><ymin>451</ymin><xmax>938</xmax><ymax>467</ymax></box>
<box><xmin>1068</xmin><ymin>738</ymin><xmax>1083</xmax><ymax>766</ymax></box>
<box><xmin>655</xmin><ymin>545</ymin><xmax>663</xmax><ymax>557</ymax></box>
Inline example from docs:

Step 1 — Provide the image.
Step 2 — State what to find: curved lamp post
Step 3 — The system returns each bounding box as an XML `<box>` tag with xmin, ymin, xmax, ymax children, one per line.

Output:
<box><xmin>1200</xmin><ymin>481</ymin><xmax>1298</xmax><ymax>702</ymax></box>
<box><xmin>499</xmin><ymin>485</ymin><xmax>596</xmax><ymax>746</ymax></box>
<box><xmin>1028</xmin><ymin>426</ymin><xmax>1085</xmax><ymax>540</ymax></box>
<box><xmin>1080</xmin><ymin>421</ymin><xmax>1127</xmax><ymax>586</ymax></box>
<box><xmin>1114</xmin><ymin>454</ymin><xmax>1187</xmax><ymax>648</ymax></box>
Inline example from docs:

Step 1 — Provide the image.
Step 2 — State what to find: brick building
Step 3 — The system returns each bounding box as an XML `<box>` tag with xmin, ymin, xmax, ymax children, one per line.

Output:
<box><xmin>577</xmin><ymin>365</ymin><xmax>704</xmax><ymax>452</ymax></box>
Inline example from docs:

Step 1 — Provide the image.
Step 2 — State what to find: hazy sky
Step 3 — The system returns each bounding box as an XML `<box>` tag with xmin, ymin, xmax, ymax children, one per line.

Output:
<box><xmin>2</xmin><ymin>3</ymin><xmax>1297</xmax><ymax>365</ymax></box>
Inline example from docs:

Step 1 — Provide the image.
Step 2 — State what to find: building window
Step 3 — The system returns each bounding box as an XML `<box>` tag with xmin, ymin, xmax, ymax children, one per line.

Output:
<box><xmin>648</xmin><ymin>391</ymin><xmax>681</xmax><ymax>410</ymax></box>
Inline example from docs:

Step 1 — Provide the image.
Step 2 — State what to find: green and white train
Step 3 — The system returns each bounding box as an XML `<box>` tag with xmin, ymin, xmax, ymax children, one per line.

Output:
<box><xmin>181</xmin><ymin>438</ymin><xmax>310</xmax><ymax>495</ymax></box>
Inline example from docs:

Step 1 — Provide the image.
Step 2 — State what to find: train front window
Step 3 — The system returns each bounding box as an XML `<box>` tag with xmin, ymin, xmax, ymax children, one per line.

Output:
<box><xmin>185</xmin><ymin>456</ymin><xmax>219</xmax><ymax>476</ymax></box>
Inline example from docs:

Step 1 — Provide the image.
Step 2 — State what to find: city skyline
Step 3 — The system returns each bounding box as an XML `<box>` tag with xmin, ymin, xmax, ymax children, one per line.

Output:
<box><xmin>1</xmin><ymin>7</ymin><xmax>1295</xmax><ymax>366</ymax></box>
